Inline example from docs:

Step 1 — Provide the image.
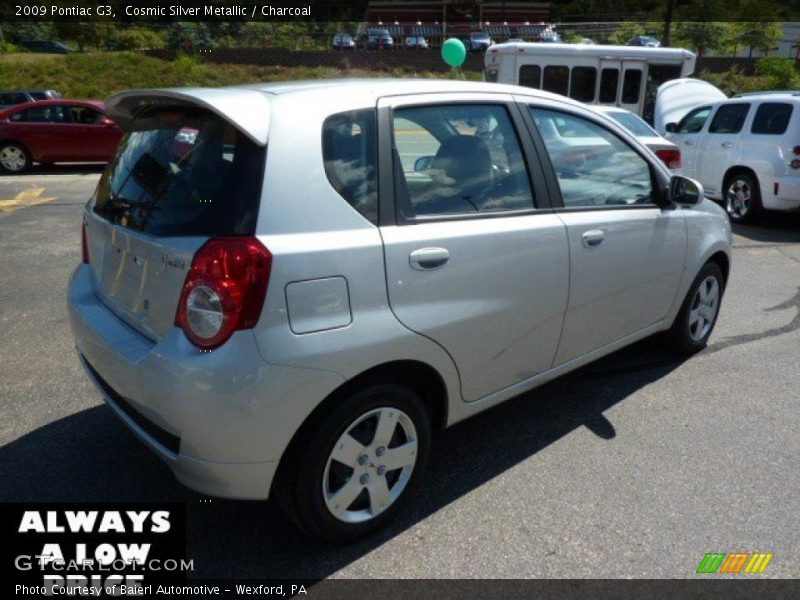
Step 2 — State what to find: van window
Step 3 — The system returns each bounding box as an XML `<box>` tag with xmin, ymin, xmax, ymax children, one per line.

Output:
<box><xmin>677</xmin><ymin>106</ymin><xmax>712</xmax><ymax>133</ymax></box>
<box><xmin>93</xmin><ymin>107</ymin><xmax>265</xmax><ymax>237</ymax></box>
<box><xmin>570</xmin><ymin>67</ymin><xmax>596</xmax><ymax>102</ymax></box>
<box><xmin>542</xmin><ymin>66</ymin><xmax>569</xmax><ymax>96</ymax></box>
<box><xmin>322</xmin><ymin>109</ymin><xmax>378</xmax><ymax>224</ymax></box>
<box><xmin>519</xmin><ymin>65</ymin><xmax>541</xmax><ymax>89</ymax></box>
<box><xmin>599</xmin><ymin>68</ymin><xmax>619</xmax><ymax>103</ymax></box>
<box><xmin>751</xmin><ymin>102</ymin><xmax>793</xmax><ymax>135</ymax></box>
<box><xmin>708</xmin><ymin>103</ymin><xmax>750</xmax><ymax>134</ymax></box>
<box><xmin>486</xmin><ymin>68</ymin><xmax>499</xmax><ymax>83</ymax></box>
<box><xmin>622</xmin><ymin>69</ymin><xmax>642</xmax><ymax>104</ymax></box>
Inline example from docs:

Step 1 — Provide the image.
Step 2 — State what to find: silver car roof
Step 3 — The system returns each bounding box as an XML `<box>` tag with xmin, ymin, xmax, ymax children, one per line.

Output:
<box><xmin>105</xmin><ymin>79</ymin><xmax>583</xmax><ymax>146</ymax></box>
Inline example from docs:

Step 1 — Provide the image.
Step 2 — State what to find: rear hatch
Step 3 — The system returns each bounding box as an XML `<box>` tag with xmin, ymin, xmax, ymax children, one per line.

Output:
<box><xmin>85</xmin><ymin>92</ymin><xmax>268</xmax><ymax>341</ymax></box>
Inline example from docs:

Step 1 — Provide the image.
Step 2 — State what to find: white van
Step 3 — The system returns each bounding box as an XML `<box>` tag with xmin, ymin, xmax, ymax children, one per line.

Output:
<box><xmin>659</xmin><ymin>85</ymin><xmax>800</xmax><ymax>223</ymax></box>
<box><xmin>485</xmin><ymin>43</ymin><xmax>696</xmax><ymax>124</ymax></box>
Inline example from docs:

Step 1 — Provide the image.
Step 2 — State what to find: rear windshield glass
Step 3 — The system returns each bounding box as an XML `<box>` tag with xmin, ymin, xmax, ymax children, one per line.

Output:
<box><xmin>606</xmin><ymin>110</ymin><xmax>658</xmax><ymax>137</ymax></box>
<box><xmin>93</xmin><ymin>107</ymin><xmax>265</xmax><ymax>237</ymax></box>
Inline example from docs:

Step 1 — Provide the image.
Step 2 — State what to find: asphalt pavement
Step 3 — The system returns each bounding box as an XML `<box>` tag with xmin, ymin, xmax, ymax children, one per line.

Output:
<box><xmin>1</xmin><ymin>168</ymin><xmax>798</xmax><ymax>579</ymax></box>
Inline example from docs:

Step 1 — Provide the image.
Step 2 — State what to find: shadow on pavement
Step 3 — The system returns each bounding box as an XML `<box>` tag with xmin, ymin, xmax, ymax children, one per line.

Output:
<box><xmin>0</xmin><ymin>336</ymin><xmax>686</xmax><ymax>579</ymax></box>
<box><xmin>732</xmin><ymin>211</ymin><xmax>800</xmax><ymax>244</ymax></box>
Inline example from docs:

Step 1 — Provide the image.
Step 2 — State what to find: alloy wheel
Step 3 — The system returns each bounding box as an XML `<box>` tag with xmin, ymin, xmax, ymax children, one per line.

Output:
<box><xmin>688</xmin><ymin>275</ymin><xmax>720</xmax><ymax>341</ymax></box>
<box><xmin>726</xmin><ymin>178</ymin><xmax>752</xmax><ymax>220</ymax></box>
<box><xmin>0</xmin><ymin>146</ymin><xmax>27</xmax><ymax>172</ymax></box>
<box><xmin>322</xmin><ymin>406</ymin><xmax>418</xmax><ymax>523</ymax></box>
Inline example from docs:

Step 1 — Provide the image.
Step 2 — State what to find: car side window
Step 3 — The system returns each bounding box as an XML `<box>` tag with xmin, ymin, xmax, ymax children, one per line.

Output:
<box><xmin>321</xmin><ymin>108</ymin><xmax>378</xmax><ymax>224</ymax></box>
<box><xmin>530</xmin><ymin>107</ymin><xmax>654</xmax><ymax>208</ymax></box>
<box><xmin>68</xmin><ymin>105</ymin><xmax>103</xmax><ymax>124</ymax></box>
<box><xmin>677</xmin><ymin>106</ymin><xmax>711</xmax><ymax>133</ymax></box>
<box><xmin>708</xmin><ymin>103</ymin><xmax>750</xmax><ymax>134</ymax></box>
<box><xmin>17</xmin><ymin>105</ymin><xmax>67</xmax><ymax>123</ymax></box>
<box><xmin>392</xmin><ymin>104</ymin><xmax>534</xmax><ymax>218</ymax></box>
<box><xmin>751</xmin><ymin>102</ymin><xmax>793</xmax><ymax>135</ymax></box>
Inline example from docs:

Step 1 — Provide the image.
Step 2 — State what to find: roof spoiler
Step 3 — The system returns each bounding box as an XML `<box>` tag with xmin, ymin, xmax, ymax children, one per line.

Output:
<box><xmin>104</xmin><ymin>87</ymin><xmax>271</xmax><ymax>146</ymax></box>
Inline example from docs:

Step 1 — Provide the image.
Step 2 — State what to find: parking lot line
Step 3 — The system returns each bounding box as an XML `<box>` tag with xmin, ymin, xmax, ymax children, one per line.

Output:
<box><xmin>0</xmin><ymin>187</ymin><xmax>58</xmax><ymax>213</ymax></box>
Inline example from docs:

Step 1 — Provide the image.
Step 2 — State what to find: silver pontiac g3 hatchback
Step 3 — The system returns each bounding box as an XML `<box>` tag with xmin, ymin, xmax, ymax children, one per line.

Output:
<box><xmin>69</xmin><ymin>80</ymin><xmax>732</xmax><ymax>541</ymax></box>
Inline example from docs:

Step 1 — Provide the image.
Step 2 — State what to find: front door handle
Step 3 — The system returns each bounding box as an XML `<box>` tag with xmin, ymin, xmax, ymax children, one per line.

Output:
<box><xmin>409</xmin><ymin>247</ymin><xmax>450</xmax><ymax>270</ymax></box>
<box><xmin>721</xmin><ymin>142</ymin><xmax>734</xmax><ymax>148</ymax></box>
<box><xmin>684</xmin><ymin>139</ymin><xmax>695</xmax><ymax>146</ymax></box>
<box><xmin>581</xmin><ymin>229</ymin><xmax>605</xmax><ymax>248</ymax></box>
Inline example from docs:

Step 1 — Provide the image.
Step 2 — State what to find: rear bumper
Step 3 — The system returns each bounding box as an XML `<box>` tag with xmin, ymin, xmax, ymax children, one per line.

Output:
<box><xmin>68</xmin><ymin>264</ymin><xmax>345</xmax><ymax>500</ymax></box>
<box><xmin>764</xmin><ymin>177</ymin><xmax>800</xmax><ymax>211</ymax></box>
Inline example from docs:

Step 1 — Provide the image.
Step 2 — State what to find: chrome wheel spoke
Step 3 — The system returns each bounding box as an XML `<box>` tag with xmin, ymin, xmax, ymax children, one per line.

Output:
<box><xmin>382</xmin><ymin>440</ymin><xmax>417</xmax><ymax>471</ymax></box>
<box><xmin>330</xmin><ymin>433</ymin><xmax>365</xmax><ymax>468</ymax></box>
<box><xmin>373</xmin><ymin>408</ymin><xmax>399</xmax><ymax>446</ymax></box>
<box><xmin>327</xmin><ymin>477</ymin><xmax>363</xmax><ymax>517</ymax></box>
<box><xmin>367</xmin><ymin>477</ymin><xmax>391</xmax><ymax>515</ymax></box>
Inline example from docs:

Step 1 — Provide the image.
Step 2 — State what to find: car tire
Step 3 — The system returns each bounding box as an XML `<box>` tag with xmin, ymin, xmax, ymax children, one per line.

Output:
<box><xmin>724</xmin><ymin>172</ymin><xmax>761</xmax><ymax>224</ymax></box>
<box><xmin>275</xmin><ymin>382</ymin><xmax>432</xmax><ymax>543</ymax></box>
<box><xmin>666</xmin><ymin>261</ymin><xmax>725</xmax><ymax>355</ymax></box>
<box><xmin>0</xmin><ymin>142</ymin><xmax>32</xmax><ymax>173</ymax></box>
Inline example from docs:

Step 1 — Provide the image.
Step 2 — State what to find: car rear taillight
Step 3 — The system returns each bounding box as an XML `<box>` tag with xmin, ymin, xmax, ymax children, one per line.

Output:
<box><xmin>792</xmin><ymin>145</ymin><xmax>800</xmax><ymax>155</ymax></box>
<box><xmin>175</xmin><ymin>237</ymin><xmax>272</xmax><ymax>351</ymax></box>
<box><xmin>655</xmin><ymin>148</ymin><xmax>682</xmax><ymax>169</ymax></box>
<box><xmin>81</xmin><ymin>221</ymin><xmax>90</xmax><ymax>264</ymax></box>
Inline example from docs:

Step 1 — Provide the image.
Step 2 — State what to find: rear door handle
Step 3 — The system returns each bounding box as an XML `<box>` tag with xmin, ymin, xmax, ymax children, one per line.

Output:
<box><xmin>684</xmin><ymin>140</ymin><xmax>695</xmax><ymax>146</ymax></box>
<box><xmin>721</xmin><ymin>142</ymin><xmax>734</xmax><ymax>148</ymax></box>
<box><xmin>581</xmin><ymin>229</ymin><xmax>605</xmax><ymax>248</ymax></box>
<box><xmin>409</xmin><ymin>247</ymin><xmax>450</xmax><ymax>270</ymax></box>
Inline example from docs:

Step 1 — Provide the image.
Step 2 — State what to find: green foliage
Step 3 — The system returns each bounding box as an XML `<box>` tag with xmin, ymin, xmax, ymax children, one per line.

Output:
<box><xmin>0</xmin><ymin>42</ymin><xmax>18</xmax><ymax>54</ymax></box>
<box><xmin>112</xmin><ymin>28</ymin><xmax>165</xmax><ymax>51</ymax></box>
<box><xmin>52</xmin><ymin>22</ymin><xmax>115</xmax><ymax>51</ymax></box>
<box><xmin>756</xmin><ymin>57</ymin><xmax>800</xmax><ymax>88</ymax></box>
<box><xmin>698</xmin><ymin>67</ymin><xmax>768</xmax><ymax>96</ymax></box>
<box><xmin>672</xmin><ymin>22</ymin><xmax>731</xmax><ymax>55</ymax></box>
<box><xmin>0</xmin><ymin>51</ymin><xmax>485</xmax><ymax>98</ymax></box>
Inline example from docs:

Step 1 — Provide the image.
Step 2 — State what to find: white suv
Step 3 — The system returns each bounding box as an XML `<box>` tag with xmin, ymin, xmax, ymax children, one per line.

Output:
<box><xmin>664</xmin><ymin>91</ymin><xmax>800</xmax><ymax>223</ymax></box>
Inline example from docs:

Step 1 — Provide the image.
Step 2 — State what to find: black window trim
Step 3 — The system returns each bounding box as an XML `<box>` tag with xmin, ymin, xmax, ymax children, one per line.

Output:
<box><xmin>378</xmin><ymin>98</ymin><xmax>554</xmax><ymax>227</ymax></box>
<box><xmin>518</xmin><ymin>103</ymin><xmax>671</xmax><ymax>212</ymax></box>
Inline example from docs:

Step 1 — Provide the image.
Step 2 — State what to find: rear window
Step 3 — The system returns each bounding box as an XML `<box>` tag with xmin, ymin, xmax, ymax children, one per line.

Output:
<box><xmin>93</xmin><ymin>107</ymin><xmax>265</xmax><ymax>237</ymax></box>
<box><xmin>751</xmin><ymin>102</ymin><xmax>793</xmax><ymax>135</ymax></box>
<box><xmin>322</xmin><ymin>109</ymin><xmax>378</xmax><ymax>224</ymax></box>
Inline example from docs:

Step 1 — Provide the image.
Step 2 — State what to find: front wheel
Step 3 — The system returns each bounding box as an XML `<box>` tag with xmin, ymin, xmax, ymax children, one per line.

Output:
<box><xmin>275</xmin><ymin>382</ymin><xmax>431</xmax><ymax>542</ymax></box>
<box><xmin>666</xmin><ymin>262</ymin><xmax>725</xmax><ymax>355</ymax></box>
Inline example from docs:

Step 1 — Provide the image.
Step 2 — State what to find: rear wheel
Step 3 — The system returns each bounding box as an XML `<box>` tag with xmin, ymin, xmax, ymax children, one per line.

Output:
<box><xmin>724</xmin><ymin>172</ymin><xmax>761</xmax><ymax>224</ymax></box>
<box><xmin>0</xmin><ymin>142</ymin><xmax>31</xmax><ymax>173</ymax></box>
<box><xmin>666</xmin><ymin>262</ymin><xmax>725</xmax><ymax>355</ymax></box>
<box><xmin>275</xmin><ymin>382</ymin><xmax>431</xmax><ymax>542</ymax></box>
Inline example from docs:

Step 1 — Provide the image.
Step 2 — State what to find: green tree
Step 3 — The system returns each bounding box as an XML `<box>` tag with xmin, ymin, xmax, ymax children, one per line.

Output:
<box><xmin>53</xmin><ymin>22</ymin><xmax>115</xmax><ymax>51</ymax></box>
<box><xmin>672</xmin><ymin>21</ymin><xmax>731</xmax><ymax>55</ymax></box>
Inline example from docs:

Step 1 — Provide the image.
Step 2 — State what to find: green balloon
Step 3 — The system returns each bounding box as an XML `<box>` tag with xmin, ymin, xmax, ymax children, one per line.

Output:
<box><xmin>441</xmin><ymin>38</ymin><xmax>466</xmax><ymax>68</ymax></box>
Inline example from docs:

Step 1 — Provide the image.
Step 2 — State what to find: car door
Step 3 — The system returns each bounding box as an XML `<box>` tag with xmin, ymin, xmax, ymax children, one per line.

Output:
<box><xmin>521</xmin><ymin>101</ymin><xmax>687</xmax><ymax>365</ymax></box>
<box><xmin>377</xmin><ymin>93</ymin><xmax>570</xmax><ymax>402</ymax></box>
<box><xmin>694</xmin><ymin>102</ymin><xmax>751</xmax><ymax>198</ymax></box>
<box><xmin>665</xmin><ymin>105</ymin><xmax>714</xmax><ymax>179</ymax></box>
<box><xmin>7</xmin><ymin>104</ymin><xmax>70</xmax><ymax>161</ymax></box>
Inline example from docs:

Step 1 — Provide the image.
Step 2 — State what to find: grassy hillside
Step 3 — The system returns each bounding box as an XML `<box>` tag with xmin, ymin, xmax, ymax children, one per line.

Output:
<box><xmin>0</xmin><ymin>51</ymin><xmax>480</xmax><ymax>99</ymax></box>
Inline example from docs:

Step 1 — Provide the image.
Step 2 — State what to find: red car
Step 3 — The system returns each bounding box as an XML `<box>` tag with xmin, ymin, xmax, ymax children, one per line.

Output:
<box><xmin>0</xmin><ymin>99</ymin><xmax>123</xmax><ymax>173</ymax></box>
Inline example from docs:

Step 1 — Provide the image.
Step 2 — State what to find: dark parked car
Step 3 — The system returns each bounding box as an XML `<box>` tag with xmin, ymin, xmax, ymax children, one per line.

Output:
<box><xmin>0</xmin><ymin>100</ymin><xmax>122</xmax><ymax>173</ymax></box>
<box><xmin>0</xmin><ymin>90</ymin><xmax>62</xmax><ymax>110</ymax></box>
<box><xmin>627</xmin><ymin>35</ymin><xmax>661</xmax><ymax>47</ymax></box>
<box><xmin>366</xmin><ymin>29</ymin><xmax>394</xmax><ymax>50</ymax></box>
<box><xmin>463</xmin><ymin>32</ymin><xmax>493</xmax><ymax>52</ymax></box>
<box><xmin>19</xmin><ymin>40</ymin><xmax>74</xmax><ymax>53</ymax></box>
<box><xmin>332</xmin><ymin>33</ymin><xmax>356</xmax><ymax>50</ymax></box>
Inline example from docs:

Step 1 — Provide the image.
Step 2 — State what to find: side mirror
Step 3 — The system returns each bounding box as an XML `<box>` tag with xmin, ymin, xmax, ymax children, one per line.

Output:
<box><xmin>670</xmin><ymin>175</ymin><xmax>704</xmax><ymax>205</ymax></box>
<box><xmin>664</xmin><ymin>122</ymin><xmax>678</xmax><ymax>133</ymax></box>
<box><xmin>414</xmin><ymin>155</ymin><xmax>434</xmax><ymax>172</ymax></box>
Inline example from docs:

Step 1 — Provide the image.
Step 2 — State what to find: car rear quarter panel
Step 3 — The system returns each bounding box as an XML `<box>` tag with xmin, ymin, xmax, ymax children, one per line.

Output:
<box><xmin>250</xmin><ymin>92</ymin><xmax>462</xmax><ymax>425</ymax></box>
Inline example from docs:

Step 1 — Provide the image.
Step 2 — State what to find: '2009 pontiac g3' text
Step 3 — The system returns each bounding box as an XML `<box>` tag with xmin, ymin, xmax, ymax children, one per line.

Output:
<box><xmin>69</xmin><ymin>79</ymin><xmax>731</xmax><ymax>541</ymax></box>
